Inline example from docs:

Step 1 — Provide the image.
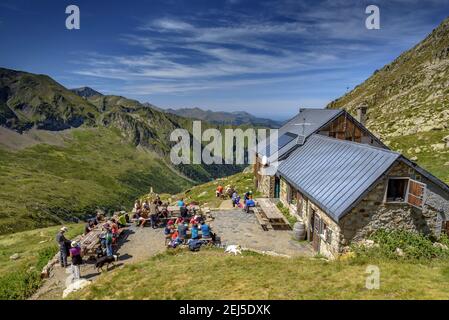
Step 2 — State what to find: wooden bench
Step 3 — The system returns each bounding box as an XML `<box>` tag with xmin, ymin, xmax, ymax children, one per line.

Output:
<box><xmin>255</xmin><ymin>198</ymin><xmax>291</xmax><ymax>231</ymax></box>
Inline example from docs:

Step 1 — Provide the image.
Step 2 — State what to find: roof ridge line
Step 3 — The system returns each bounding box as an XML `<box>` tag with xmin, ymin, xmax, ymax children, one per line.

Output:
<box><xmin>309</xmin><ymin>134</ymin><xmax>400</xmax><ymax>156</ymax></box>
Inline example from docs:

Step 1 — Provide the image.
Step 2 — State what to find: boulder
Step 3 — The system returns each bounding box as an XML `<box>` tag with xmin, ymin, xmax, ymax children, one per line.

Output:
<box><xmin>433</xmin><ymin>242</ymin><xmax>448</xmax><ymax>250</ymax></box>
<box><xmin>395</xmin><ymin>247</ymin><xmax>405</xmax><ymax>257</ymax></box>
<box><xmin>9</xmin><ymin>253</ymin><xmax>20</xmax><ymax>260</ymax></box>
<box><xmin>62</xmin><ymin>279</ymin><xmax>91</xmax><ymax>299</ymax></box>
<box><xmin>443</xmin><ymin>135</ymin><xmax>449</xmax><ymax>148</ymax></box>
<box><xmin>431</xmin><ymin>143</ymin><xmax>446</xmax><ymax>151</ymax></box>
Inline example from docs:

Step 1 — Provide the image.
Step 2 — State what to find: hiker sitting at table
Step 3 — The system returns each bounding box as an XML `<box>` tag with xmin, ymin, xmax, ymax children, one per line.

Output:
<box><xmin>84</xmin><ymin>219</ymin><xmax>95</xmax><ymax>235</ymax></box>
<box><xmin>70</xmin><ymin>241</ymin><xmax>83</xmax><ymax>282</ymax></box>
<box><xmin>132</xmin><ymin>200</ymin><xmax>142</xmax><ymax>215</ymax></box>
<box><xmin>189</xmin><ymin>215</ymin><xmax>200</xmax><ymax>225</ymax></box>
<box><xmin>177</xmin><ymin>198</ymin><xmax>185</xmax><ymax>207</ymax></box>
<box><xmin>143</xmin><ymin>200</ymin><xmax>150</xmax><ymax>211</ymax></box>
<box><xmin>117</xmin><ymin>213</ymin><xmax>127</xmax><ymax>228</ymax></box>
<box><xmin>200</xmin><ymin>221</ymin><xmax>211</xmax><ymax>239</ymax></box>
<box><xmin>139</xmin><ymin>210</ymin><xmax>148</xmax><ymax>228</ymax></box>
<box><xmin>175</xmin><ymin>216</ymin><xmax>184</xmax><ymax>225</ymax></box>
<box><xmin>178</xmin><ymin>221</ymin><xmax>188</xmax><ymax>241</ymax></box>
<box><xmin>169</xmin><ymin>229</ymin><xmax>183</xmax><ymax>248</ymax></box>
<box><xmin>164</xmin><ymin>224</ymin><xmax>173</xmax><ymax>236</ymax></box>
<box><xmin>231</xmin><ymin>191</ymin><xmax>238</xmax><ymax>207</ymax></box>
<box><xmin>191</xmin><ymin>223</ymin><xmax>200</xmax><ymax>240</ymax></box>
<box><xmin>244</xmin><ymin>191</ymin><xmax>252</xmax><ymax>203</ymax></box>
<box><xmin>159</xmin><ymin>205</ymin><xmax>169</xmax><ymax>219</ymax></box>
<box><xmin>94</xmin><ymin>212</ymin><xmax>105</xmax><ymax>225</ymax></box>
<box><xmin>56</xmin><ymin>227</ymin><xmax>70</xmax><ymax>268</ymax></box>
<box><xmin>232</xmin><ymin>193</ymin><xmax>241</xmax><ymax>208</ymax></box>
<box><xmin>244</xmin><ymin>196</ymin><xmax>256</xmax><ymax>213</ymax></box>
<box><xmin>110</xmin><ymin>219</ymin><xmax>119</xmax><ymax>241</ymax></box>
<box><xmin>216</xmin><ymin>185</ymin><xmax>224</xmax><ymax>198</ymax></box>
<box><xmin>180</xmin><ymin>205</ymin><xmax>189</xmax><ymax>219</ymax></box>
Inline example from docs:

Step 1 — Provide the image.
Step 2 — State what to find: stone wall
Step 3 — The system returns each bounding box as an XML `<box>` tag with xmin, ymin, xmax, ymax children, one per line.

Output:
<box><xmin>306</xmin><ymin>201</ymin><xmax>341</xmax><ymax>259</ymax></box>
<box><xmin>259</xmin><ymin>174</ymin><xmax>275</xmax><ymax>198</ymax></box>
<box><xmin>339</xmin><ymin>160</ymin><xmax>444</xmax><ymax>249</ymax></box>
<box><xmin>280</xmin><ymin>178</ymin><xmax>289</xmax><ymax>207</ymax></box>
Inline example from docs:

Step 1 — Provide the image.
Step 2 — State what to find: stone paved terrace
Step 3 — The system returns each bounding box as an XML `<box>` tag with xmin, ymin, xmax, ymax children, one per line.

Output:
<box><xmin>210</xmin><ymin>210</ymin><xmax>314</xmax><ymax>257</ymax></box>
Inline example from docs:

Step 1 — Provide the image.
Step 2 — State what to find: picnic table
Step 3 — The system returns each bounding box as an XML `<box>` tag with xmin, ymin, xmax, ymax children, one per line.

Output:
<box><xmin>79</xmin><ymin>228</ymin><xmax>102</xmax><ymax>256</ymax></box>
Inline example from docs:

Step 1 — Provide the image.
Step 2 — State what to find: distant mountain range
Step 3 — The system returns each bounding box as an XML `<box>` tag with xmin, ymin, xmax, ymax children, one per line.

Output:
<box><xmin>165</xmin><ymin>107</ymin><xmax>283</xmax><ymax>128</ymax></box>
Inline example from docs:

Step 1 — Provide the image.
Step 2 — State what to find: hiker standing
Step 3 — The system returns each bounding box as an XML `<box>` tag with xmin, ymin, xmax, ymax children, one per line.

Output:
<box><xmin>104</xmin><ymin>224</ymin><xmax>114</xmax><ymax>256</ymax></box>
<box><xmin>149</xmin><ymin>200</ymin><xmax>159</xmax><ymax>229</ymax></box>
<box><xmin>69</xmin><ymin>241</ymin><xmax>83</xmax><ymax>281</ymax></box>
<box><xmin>56</xmin><ymin>227</ymin><xmax>70</xmax><ymax>268</ymax></box>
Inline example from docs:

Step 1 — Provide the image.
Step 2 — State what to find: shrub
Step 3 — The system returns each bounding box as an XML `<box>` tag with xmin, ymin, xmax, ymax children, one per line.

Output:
<box><xmin>352</xmin><ymin>229</ymin><xmax>449</xmax><ymax>261</ymax></box>
<box><xmin>276</xmin><ymin>201</ymin><xmax>297</xmax><ymax>226</ymax></box>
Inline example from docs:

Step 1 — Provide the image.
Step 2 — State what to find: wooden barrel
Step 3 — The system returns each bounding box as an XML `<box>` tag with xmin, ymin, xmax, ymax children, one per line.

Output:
<box><xmin>293</xmin><ymin>222</ymin><xmax>306</xmax><ymax>241</ymax></box>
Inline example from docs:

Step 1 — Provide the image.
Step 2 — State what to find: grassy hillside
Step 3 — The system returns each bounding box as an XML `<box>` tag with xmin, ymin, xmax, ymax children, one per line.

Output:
<box><xmin>0</xmin><ymin>223</ymin><xmax>84</xmax><ymax>299</ymax></box>
<box><xmin>0</xmin><ymin>127</ymin><xmax>192</xmax><ymax>234</ymax></box>
<box><xmin>71</xmin><ymin>248</ymin><xmax>449</xmax><ymax>300</ymax></box>
<box><xmin>327</xmin><ymin>17</ymin><xmax>449</xmax><ymax>184</ymax></box>
<box><xmin>0</xmin><ymin>67</ymin><xmax>246</xmax><ymax>234</ymax></box>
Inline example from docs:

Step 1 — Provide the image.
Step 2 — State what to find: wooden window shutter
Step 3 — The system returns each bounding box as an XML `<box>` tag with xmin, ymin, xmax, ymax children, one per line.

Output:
<box><xmin>407</xmin><ymin>179</ymin><xmax>426</xmax><ymax>208</ymax></box>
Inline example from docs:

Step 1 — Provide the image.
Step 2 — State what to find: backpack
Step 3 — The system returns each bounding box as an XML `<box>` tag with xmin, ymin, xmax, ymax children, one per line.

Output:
<box><xmin>189</xmin><ymin>240</ymin><xmax>202</xmax><ymax>252</ymax></box>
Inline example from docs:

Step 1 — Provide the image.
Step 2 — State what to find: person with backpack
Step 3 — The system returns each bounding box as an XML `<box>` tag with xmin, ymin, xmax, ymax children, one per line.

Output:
<box><xmin>56</xmin><ymin>227</ymin><xmax>70</xmax><ymax>268</ymax></box>
<box><xmin>69</xmin><ymin>241</ymin><xmax>83</xmax><ymax>281</ymax></box>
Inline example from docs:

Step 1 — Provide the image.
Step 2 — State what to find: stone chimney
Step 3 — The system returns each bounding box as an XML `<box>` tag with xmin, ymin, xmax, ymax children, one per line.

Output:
<box><xmin>356</xmin><ymin>104</ymin><xmax>368</xmax><ymax>126</ymax></box>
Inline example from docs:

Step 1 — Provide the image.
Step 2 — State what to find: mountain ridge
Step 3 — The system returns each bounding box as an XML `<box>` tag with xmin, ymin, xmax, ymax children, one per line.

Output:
<box><xmin>165</xmin><ymin>107</ymin><xmax>283</xmax><ymax>128</ymax></box>
<box><xmin>327</xmin><ymin>17</ymin><xmax>449</xmax><ymax>183</ymax></box>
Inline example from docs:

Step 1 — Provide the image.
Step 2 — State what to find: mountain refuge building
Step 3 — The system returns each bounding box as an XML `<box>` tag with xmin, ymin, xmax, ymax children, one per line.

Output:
<box><xmin>254</xmin><ymin>108</ymin><xmax>449</xmax><ymax>258</ymax></box>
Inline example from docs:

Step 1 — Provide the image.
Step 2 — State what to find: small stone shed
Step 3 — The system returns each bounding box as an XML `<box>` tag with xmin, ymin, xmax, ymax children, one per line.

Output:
<box><xmin>255</xmin><ymin>108</ymin><xmax>449</xmax><ymax>258</ymax></box>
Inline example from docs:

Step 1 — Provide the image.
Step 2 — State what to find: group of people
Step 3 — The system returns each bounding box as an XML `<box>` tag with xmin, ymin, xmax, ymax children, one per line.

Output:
<box><xmin>216</xmin><ymin>185</ymin><xmax>256</xmax><ymax>213</ymax></box>
<box><xmin>56</xmin><ymin>211</ymin><xmax>130</xmax><ymax>283</ymax></box>
<box><xmin>56</xmin><ymin>226</ymin><xmax>83</xmax><ymax>281</ymax></box>
<box><xmin>164</xmin><ymin>214</ymin><xmax>213</xmax><ymax>249</ymax></box>
<box><xmin>132</xmin><ymin>197</ymin><xmax>167</xmax><ymax>228</ymax></box>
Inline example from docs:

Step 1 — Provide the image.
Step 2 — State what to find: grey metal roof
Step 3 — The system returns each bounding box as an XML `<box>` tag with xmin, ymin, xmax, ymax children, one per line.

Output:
<box><xmin>257</xmin><ymin>109</ymin><xmax>343</xmax><ymax>160</ymax></box>
<box><xmin>277</xmin><ymin>134</ymin><xmax>400</xmax><ymax>221</ymax></box>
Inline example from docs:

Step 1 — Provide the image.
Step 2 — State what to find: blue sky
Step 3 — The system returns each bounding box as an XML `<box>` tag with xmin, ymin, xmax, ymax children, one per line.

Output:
<box><xmin>0</xmin><ymin>0</ymin><xmax>448</xmax><ymax>119</ymax></box>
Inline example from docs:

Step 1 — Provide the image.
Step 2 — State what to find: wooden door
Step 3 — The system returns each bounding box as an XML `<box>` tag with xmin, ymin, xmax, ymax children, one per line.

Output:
<box><xmin>311</xmin><ymin>212</ymin><xmax>321</xmax><ymax>252</ymax></box>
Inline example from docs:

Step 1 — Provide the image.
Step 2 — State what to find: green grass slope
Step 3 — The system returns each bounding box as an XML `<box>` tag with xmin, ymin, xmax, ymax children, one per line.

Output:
<box><xmin>71</xmin><ymin>248</ymin><xmax>449</xmax><ymax>300</ymax></box>
<box><xmin>0</xmin><ymin>223</ymin><xmax>84</xmax><ymax>299</ymax></box>
<box><xmin>0</xmin><ymin>127</ymin><xmax>192</xmax><ymax>234</ymax></box>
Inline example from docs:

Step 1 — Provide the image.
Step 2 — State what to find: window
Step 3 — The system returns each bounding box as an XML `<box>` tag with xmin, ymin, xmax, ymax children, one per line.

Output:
<box><xmin>386</xmin><ymin>178</ymin><xmax>408</xmax><ymax>202</ymax></box>
<box><xmin>319</xmin><ymin>221</ymin><xmax>332</xmax><ymax>244</ymax></box>
<box><xmin>385</xmin><ymin>177</ymin><xmax>426</xmax><ymax>208</ymax></box>
<box><xmin>288</xmin><ymin>186</ymin><xmax>297</xmax><ymax>206</ymax></box>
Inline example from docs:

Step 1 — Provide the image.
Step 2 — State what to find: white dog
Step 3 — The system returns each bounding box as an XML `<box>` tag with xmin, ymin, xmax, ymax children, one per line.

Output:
<box><xmin>225</xmin><ymin>245</ymin><xmax>242</xmax><ymax>256</ymax></box>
